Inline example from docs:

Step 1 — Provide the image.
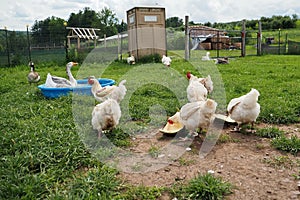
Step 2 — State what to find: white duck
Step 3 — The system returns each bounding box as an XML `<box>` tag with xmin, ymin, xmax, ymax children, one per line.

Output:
<box><xmin>88</xmin><ymin>76</ymin><xmax>127</xmax><ymax>103</ymax></box>
<box><xmin>45</xmin><ymin>62</ymin><xmax>78</xmax><ymax>88</ymax></box>
<box><xmin>162</xmin><ymin>55</ymin><xmax>172</xmax><ymax>67</ymax></box>
<box><xmin>27</xmin><ymin>61</ymin><xmax>40</xmax><ymax>84</ymax></box>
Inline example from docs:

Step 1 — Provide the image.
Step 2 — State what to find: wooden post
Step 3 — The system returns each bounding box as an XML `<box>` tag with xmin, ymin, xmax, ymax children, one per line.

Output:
<box><xmin>67</xmin><ymin>37</ymin><xmax>71</xmax><ymax>50</ymax></box>
<box><xmin>217</xmin><ymin>31</ymin><xmax>220</xmax><ymax>58</ymax></box>
<box><xmin>77</xmin><ymin>37</ymin><xmax>80</xmax><ymax>49</ymax></box>
<box><xmin>185</xmin><ymin>15</ymin><xmax>189</xmax><ymax>61</ymax></box>
<box><xmin>241</xmin><ymin>20</ymin><xmax>246</xmax><ymax>57</ymax></box>
<box><xmin>257</xmin><ymin>21</ymin><xmax>262</xmax><ymax>56</ymax></box>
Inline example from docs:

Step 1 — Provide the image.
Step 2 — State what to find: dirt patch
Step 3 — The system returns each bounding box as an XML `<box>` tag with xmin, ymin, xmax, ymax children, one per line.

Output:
<box><xmin>118</xmin><ymin>122</ymin><xmax>300</xmax><ymax>200</ymax></box>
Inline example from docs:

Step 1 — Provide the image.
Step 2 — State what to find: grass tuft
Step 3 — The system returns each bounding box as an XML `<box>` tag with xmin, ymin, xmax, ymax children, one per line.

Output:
<box><xmin>172</xmin><ymin>173</ymin><xmax>233</xmax><ymax>200</ymax></box>
<box><xmin>255</xmin><ymin>127</ymin><xmax>285</xmax><ymax>138</ymax></box>
<box><xmin>271</xmin><ymin>135</ymin><xmax>300</xmax><ymax>155</ymax></box>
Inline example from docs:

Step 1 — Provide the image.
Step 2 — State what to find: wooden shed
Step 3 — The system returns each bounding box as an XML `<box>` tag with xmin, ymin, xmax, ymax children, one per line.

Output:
<box><xmin>127</xmin><ymin>6</ymin><xmax>166</xmax><ymax>60</ymax></box>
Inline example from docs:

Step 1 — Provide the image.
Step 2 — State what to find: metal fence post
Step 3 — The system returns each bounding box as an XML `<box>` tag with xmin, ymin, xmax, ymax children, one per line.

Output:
<box><xmin>278</xmin><ymin>29</ymin><xmax>281</xmax><ymax>55</ymax></box>
<box><xmin>4</xmin><ymin>27</ymin><xmax>10</xmax><ymax>67</ymax></box>
<box><xmin>26</xmin><ymin>25</ymin><xmax>32</xmax><ymax>62</ymax></box>
<box><xmin>64</xmin><ymin>22</ymin><xmax>69</xmax><ymax>62</ymax></box>
<box><xmin>117</xmin><ymin>33</ymin><xmax>121</xmax><ymax>60</ymax></box>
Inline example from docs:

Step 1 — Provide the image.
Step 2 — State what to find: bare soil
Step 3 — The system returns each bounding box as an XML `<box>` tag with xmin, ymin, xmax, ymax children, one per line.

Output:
<box><xmin>118</xmin><ymin>122</ymin><xmax>300</xmax><ymax>200</ymax></box>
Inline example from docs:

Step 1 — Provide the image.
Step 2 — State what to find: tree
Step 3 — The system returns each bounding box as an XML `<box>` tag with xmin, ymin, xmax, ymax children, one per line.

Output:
<box><xmin>67</xmin><ymin>7</ymin><xmax>98</xmax><ymax>28</ymax></box>
<box><xmin>116</xmin><ymin>19</ymin><xmax>127</xmax><ymax>33</ymax></box>
<box><xmin>166</xmin><ymin>17</ymin><xmax>183</xmax><ymax>28</ymax></box>
<box><xmin>31</xmin><ymin>16</ymin><xmax>65</xmax><ymax>46</ymax></box>
<box><xmin>204</xmin><ymin>22</ymin><xmax>212</xmax><ymax>27</ymax></box>
<box><xmin>67</xmin><ymin>7</ymin><xmax>119</xmax><ymax>38</ymax></box>
<box><xmin>95</xmin><ymin>7</ymin><xmax>119</xmax><ymax>37</ymax></box>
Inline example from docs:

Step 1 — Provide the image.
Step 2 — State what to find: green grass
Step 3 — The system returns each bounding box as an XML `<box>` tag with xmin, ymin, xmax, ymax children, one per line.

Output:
<box><xmin>172</xmin><ymin>173</ymin><xmax>233</xmax><ymax>199</ymax></box>
<box><xmin>0</xmin><ymin>53</ymin><xmax>299</xmax><ymax>199</ymax></box>
<box><xmin>271</xmin><ymin>135</ymin><xmax>300</xmax><ymax>155</ymax></box>
<box><xmin>263</xmin><ymin>155</ymin><xmax>298</xmax><ymax>169</ymax></box>
<box><xmin>255</xmin><ymin>127</ymin><xmax>285</xmax><ymax>138</ymax></box>
<box><xmin>217</xmin><ymin>55</ymin><xmax>300</xmax><ymax>124</ymax></box>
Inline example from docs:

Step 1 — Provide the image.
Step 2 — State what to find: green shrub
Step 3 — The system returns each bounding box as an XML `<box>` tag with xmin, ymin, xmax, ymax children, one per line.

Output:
<box><xmin>138</xmin><ymin>53</ymin><xmax>161</xmax><ymax>63</ymax></box>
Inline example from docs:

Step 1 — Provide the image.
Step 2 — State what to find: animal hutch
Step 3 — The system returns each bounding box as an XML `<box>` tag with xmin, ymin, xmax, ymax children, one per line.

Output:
<box><xmin>126</xmin><ymin>6</ymin><xmax>166</xmax><ymax>60</ymax></box>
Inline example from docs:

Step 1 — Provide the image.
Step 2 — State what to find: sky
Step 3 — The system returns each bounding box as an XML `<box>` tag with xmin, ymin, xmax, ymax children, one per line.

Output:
<box><xmin>1</xmin><ymin>0</ymin><xmax>300</xmax><ymax>31</ymax></box>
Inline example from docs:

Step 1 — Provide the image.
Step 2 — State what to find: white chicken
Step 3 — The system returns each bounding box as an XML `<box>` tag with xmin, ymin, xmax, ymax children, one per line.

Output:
<box><xmin>88</xmin><ymin>76</ymin><xmax>127</xmax><ymax>103</ymax></box>
<box><xmin>227</xmin><ymin>88</ymin><xmax>260</xmax><ymax>132</ymax></box>
<box><xmin>186</xmin><ymin>72</ymin><xmax>208</xmax><ymax>102</ymax></box>
<box><xmin>127</xmin><ymin>55</ymin><xmax>135</xmax><ymax>65</ymax></box>
<box><xmin>27</xmin><ymin>61</ymin><xmax>40</xmax><ymax>84</ymax></box>
<box><xmin>180</xmin><ymin>99</ymin><xmax>217</xmax><ymax>139</ymax></box>
<box><xmin>159</xmin><ymin>112</ymin><xmax>184</xmax><ymax>134</ymax></box>
<box><xmin>45</xmin><ymin>62</ymin><xmax>78</xmax><ymax>87</ymax></box>
<box><xmin>198</xmin><ymin>75</ymin><xmax>213</xmax><ymax>94</ymax></box>
<box><xmin>162</xmin><ymin>55</ymin><xmax>172</xmax><ymax>67</ymax></box>
<box><xmin>91</xmin><ymin>98</ymin><xmax>121</xmax><ymax>138</ymax></box>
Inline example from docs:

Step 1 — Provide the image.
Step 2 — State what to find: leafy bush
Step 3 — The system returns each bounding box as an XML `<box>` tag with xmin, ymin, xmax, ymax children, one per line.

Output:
<box><xmin>138</xmin><ymin>53</ymin><xmax>161</xmax><ymax>63</ymax></box>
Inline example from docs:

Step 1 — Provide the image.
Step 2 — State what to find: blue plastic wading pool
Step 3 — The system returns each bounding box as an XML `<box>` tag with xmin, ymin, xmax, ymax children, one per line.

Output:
<box><xmin>38</xmin><ymin>78</ymin><xmax>115</xmax><ymax>98</ymax></box>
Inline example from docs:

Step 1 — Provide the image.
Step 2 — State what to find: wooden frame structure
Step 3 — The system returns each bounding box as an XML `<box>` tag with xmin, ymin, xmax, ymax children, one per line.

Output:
<box><xmin>66</xmin><ymin>27</ymin><xmax>100</xmax><ymax>49</ymax></box>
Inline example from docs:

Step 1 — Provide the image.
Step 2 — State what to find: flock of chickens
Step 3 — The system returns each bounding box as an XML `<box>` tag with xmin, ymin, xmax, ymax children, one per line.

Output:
<box><xmin>161</xmin><ymin>70</ymin><xmax>260</xmax><ymax>140</ymax></box>
<box><xmin>27</xmin><ymin>54</ymin><xmax>260</xmax><ymax>140</ymax></box>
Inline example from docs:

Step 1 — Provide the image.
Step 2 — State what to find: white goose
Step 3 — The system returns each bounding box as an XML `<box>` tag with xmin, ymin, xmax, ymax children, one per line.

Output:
<box><xmin>45</xmin><ymin>62</ymin><xmax>78</xmax><ymax>88</ymax></box>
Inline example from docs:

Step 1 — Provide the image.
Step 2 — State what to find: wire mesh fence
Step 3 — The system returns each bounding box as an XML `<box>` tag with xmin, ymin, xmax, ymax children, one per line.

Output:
<box><xmin>0</xmin><ymin>27</ymin><xmax>299</xmax><ymax>67</ymax></box>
